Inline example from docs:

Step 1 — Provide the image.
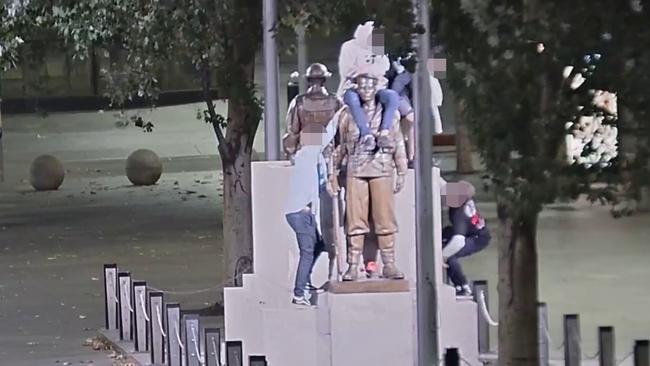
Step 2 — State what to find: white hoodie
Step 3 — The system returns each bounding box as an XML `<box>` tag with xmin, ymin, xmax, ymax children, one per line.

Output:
<box><xmin>430</xmin><ymin>75</ymin><xmax>444</xmax><ymax>134</ymax></box>
<box><xmin>336</xmin><ymin>21</ymin><xmax>390</xmax><ymax>97</ymax></box>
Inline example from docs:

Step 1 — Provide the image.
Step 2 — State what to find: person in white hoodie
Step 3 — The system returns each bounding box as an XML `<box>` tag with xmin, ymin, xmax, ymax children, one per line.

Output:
<box><xmin>337</xmin><ymin>21</ymin><xmax>400</xmax><ymax>151</ymax></box>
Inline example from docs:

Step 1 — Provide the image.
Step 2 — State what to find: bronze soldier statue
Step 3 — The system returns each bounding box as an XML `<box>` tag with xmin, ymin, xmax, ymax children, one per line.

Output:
<box><xmin>283</xmin><ymin>63</ymin><xmax>342</xmax><ymax>160</ymax></box>
<box><xmin>328</xmin><ymin>74</ymin><xmax>408</xmax><ymax>281</ymax></box>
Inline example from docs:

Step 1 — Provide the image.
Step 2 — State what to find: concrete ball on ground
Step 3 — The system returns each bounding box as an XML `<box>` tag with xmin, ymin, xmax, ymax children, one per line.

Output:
<box><xmin>30</xmin><ymin>155</ymin><xmax>65</xmax><ymax>191</ymax></box>
<box><xmin>126</xmin><ymin>149</ymin><xmax>163</xmax><ymax>186</ymax></box>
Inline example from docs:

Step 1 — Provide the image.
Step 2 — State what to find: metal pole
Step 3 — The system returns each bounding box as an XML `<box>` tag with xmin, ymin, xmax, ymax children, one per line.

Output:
<box><xmin>473</xmin><ymin>280</ymin><xmax>490</xmax><ymax>355</ymax></box>
<box><xmin>564</xmin><ymin>314</ymin><xmax>581</xmax><ymax>366</ymax></box>
<box><xmin>263</xmin><ymin>0</ymin><xmax>280</xmax><ymax>161</ymax></box>
<box><xmin>598</xmin><ymin>326</ymin><xmax>615</xmax><ymax>366</ymax></box>
<box><xmin>444</xmin><ymin>348</ymin><xmax>460</xmax><ymax>366</ymax></box>
<box><xmin>296</xmin><ymin>24</ymin><xmax>307</xmax><ymax>94</ymax></box>
<box><xmin>635</xmin><ymin>340</ymin><xmax>650</xmax><ymax>366</ymax></box>
<box><xmin>0</xmin><ymin>74</ymin><xmax>4</xmax><ymax>182</ymax></box>
<box><xmin>413</xmin><ymin>0</ymin><xmax>440</xmax><ymax>365</ymax></box>
<box><xmin>538</xmin><ymin>303</ymin><xmax>550</xmax><ymax>366</ymax></box>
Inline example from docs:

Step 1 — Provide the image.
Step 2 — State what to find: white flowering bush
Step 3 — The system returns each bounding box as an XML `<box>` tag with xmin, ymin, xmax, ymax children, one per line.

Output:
<box><xmin>562</xmin><ymin>54</ymin><xmax>619</xmax><ymax>169</ymax></box>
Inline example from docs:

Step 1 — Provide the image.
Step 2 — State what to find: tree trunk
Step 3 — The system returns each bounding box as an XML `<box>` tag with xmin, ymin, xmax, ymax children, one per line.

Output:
<box><xmin>497</xmin><ymin>205</ymin><xmax>540</xmax><ymax>366</ymax></box>
<box><xmin>216</xmin><ymin>58</ymin><xmax>259</xmax><ymax>288</ymax></box>
<box><xmin>222</xmin><ymin>137</ymin><xmax>254</xmax><ymax>287</ymax></box>
<box><xmin>455</xmin><ymin>98</ymin><xmax>475</xmax><ymax>174</ymax></box>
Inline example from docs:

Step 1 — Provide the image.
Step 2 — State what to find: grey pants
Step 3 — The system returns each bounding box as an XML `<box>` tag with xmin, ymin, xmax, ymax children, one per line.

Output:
<box><xmin>286</xmin><ymin>210</ymin><xmax>325</xmax><ymax>297</ymax></box>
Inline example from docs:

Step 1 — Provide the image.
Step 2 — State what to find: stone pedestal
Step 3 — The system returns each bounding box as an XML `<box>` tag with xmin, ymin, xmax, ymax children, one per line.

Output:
<box><xmin>328</xmin><ymin>279</ymin><xmax>409</xmax><ymax>294</ymax></box>
<box><xmin>328</xmin><ymin>291</ymin><xmax>415</xmax><ymax>366</ymax></box>
<box><xmin>224</xmin><ymin>161</ymin><xmax>479</xmax><ymax>366</ymax></box>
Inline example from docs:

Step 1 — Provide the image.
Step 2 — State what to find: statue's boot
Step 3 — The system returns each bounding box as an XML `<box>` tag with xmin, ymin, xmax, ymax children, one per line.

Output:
<box><xmin>342</xmin><ymin>235</ymin><xmax>364</xmax><ymax>281</ymax></box>
<box><xmin>378</xmin><ymin>235</ymin><xmax>405</xmax><ymax>280</ymax></box>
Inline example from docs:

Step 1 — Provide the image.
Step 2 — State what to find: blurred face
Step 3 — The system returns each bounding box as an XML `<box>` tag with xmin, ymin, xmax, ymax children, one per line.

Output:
<box><xmin>357</xmin><ymin>76</ymin><xmax>377</xmax><ymax>103</ymax></box>
<box><xmin>371</xmin><ymin>29</ymin><xmax>385</xmax><ymax>55</ymax></box>
<box><xmin>441</xmin><ymin>182</ymin><xmax>475</xmax><ymax>208</ymax></box>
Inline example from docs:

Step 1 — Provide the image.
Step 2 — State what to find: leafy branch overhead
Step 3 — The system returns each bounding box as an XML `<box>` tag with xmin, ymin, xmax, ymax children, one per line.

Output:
<box><xmin>435</xmin><ymin>0</ymin><xmax>650</xmax><ymax>217</ymax></box>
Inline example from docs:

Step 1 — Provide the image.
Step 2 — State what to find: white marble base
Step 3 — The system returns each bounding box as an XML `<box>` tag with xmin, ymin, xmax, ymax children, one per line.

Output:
<box><xmin>223</xmin><ymin>161</ymin><xmax>479</xmax><ymax>366</ymax></box>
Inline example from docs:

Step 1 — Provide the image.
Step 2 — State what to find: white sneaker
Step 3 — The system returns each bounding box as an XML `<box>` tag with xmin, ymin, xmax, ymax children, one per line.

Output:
<box><xmin>456</xmin><ymin>285</ymin><xmax>473</xmax><ymax>298</ymax></box>
<box><xmin>292</xmin><ymin>296</ymin><xmax>311</xmax><ymax>306</ymax></box>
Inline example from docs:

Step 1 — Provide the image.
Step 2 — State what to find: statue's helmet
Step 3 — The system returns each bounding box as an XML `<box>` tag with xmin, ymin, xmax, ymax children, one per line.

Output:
<box><xmin>305</xmin><ymin>63</ymin><xmax>332</xmax><ymax>80</ymax></box>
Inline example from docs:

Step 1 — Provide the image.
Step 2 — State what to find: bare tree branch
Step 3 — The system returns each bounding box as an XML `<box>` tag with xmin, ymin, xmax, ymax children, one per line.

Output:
<box><xmin>202</xmin><ymin>63</ymin><xmax>232</xmax><ymax>163</ymax></box>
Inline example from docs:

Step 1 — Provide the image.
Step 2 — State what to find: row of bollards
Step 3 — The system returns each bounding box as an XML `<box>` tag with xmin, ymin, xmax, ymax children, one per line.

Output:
<box><xmin>103</xmin><ymin>264</ymin><xmax>266</xmax><ymax>366</ymax></box>
<box><xmin>562</xmin><ymin>314</ymin><xmax>649</xmax><ymax>366</ymax></box>
<box><xmin>472</xmin><ymin>280</ymin><xmax>649</xmax><ymax>366</ymax></box>
<box><xmin>29</xmin><ymin>149</ymin><xmax>162</xmax><ymax>191</ymax></box>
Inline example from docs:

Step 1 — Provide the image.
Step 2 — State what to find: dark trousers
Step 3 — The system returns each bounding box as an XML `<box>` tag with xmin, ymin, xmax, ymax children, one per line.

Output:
<box><xmin>286</xmin><ymin>210</ymin><xmax>325</xmax><ymax>297</ymax></box>
<box><xmin>442</xmin><ymin>226</ymin><xmax>491</xmax><ymax>287</ymax></box>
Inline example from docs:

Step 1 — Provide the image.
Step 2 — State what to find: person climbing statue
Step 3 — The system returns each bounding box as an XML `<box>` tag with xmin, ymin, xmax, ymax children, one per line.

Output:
<box><xmin>283</xmin><ymin>63</ymin><xmax>342</xmax><ymax>306</ymax></box>
<box><xmin>336</xmin><ymin>21</ymin><xmax>400</xmax><ymax>152</ymax></box>
<box><xmin>441</xmin><ymin>180</ymin><xmax>491</xmax><ymax>297</ymax></box>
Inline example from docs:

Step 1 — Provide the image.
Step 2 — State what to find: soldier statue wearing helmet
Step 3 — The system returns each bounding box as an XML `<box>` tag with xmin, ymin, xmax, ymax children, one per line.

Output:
<box><xmin>282</xmin><ymin>63</ymin><xmax>342</xmax><ymax>159</ymax></box>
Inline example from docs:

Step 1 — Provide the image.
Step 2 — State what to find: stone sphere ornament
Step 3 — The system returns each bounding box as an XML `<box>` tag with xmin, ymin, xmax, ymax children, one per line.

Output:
<box><xmin>126</xmin><ymin>149</ymin><xmax>163</xmax><ymax>186</ymax></box>
<box><xmin>30</xmin><ymin>155</ymin><xmax>65</xmax><ymax>191</ymax></box>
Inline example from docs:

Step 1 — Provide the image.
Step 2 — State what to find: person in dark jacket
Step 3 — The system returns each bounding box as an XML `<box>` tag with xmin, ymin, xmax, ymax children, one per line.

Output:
<box><xmin>441</xmin><ymin>180</ymin><xmax>491</xmax><ymax>296</ymax></box>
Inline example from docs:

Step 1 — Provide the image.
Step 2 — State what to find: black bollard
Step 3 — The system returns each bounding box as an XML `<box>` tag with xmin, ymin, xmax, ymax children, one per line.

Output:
<box><xmin>249</xmin><ymin>355</ymin><xmax>268</xmax><ymax>366</ymax></box>
<box><xmin>635</xmin><ymin>340</ymin><xmax>650</xmax><ymax>366</ymax></box>
<box><xmin>472</xmin><ymin>280</ymin><xmax>490</xmax><ymax>355</ymax></box>
<box><xmin>205</xmin><ymin>328</ymin><xmax>221</xmax><ymax>366</ymax></box>
<box><xmin>564</xmin><ymin>314</ymin><xmax>581</xmax><ymax>366</ymax></box>
<box><xmin>444</xmin><ymin>348</ymin><xmax>460</xmax><ymax>366</ymax></box>
<box><xmin>599</xmin><ymin>326</ymin><xmax>615</xmax><ymax>366</ymax></box>
<box><xmin>226</xmin><ymin>341</ymin><xmax>243</xmax><ymax>366</ymax></box>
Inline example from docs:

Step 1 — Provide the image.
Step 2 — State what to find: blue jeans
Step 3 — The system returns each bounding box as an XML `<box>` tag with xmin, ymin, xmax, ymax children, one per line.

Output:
<box><xmin>442</xmin><ymin>227</ymin><xmax>491</xmax><ymax>287</ymax></box>
<box><xmin>343</xmin><ymin>88</ymin><xmax>400</xmax><ymax>136</ymax></box>
<box><xmin>286</xmin><ymin>210</ymin><xmax>325</xmax><ymax>297</ymax></box>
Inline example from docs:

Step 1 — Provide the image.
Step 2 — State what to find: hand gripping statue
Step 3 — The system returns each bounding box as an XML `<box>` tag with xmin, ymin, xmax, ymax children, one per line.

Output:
<box><xmin>328</xmin><ymin>73</ymin><xmax>408</xmax><ymax>281</ymax></box>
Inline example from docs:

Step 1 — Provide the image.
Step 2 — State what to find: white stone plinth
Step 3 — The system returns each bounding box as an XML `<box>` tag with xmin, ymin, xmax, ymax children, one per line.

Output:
<box><xmin>224</xmin><ymin>161</ymin><xmax>479</xmax><ymax>366</ymax></box>
<box><xmin>329</xmin><ymin>292</ymin><xmax>415</xmax><ymax>366</ymax></box>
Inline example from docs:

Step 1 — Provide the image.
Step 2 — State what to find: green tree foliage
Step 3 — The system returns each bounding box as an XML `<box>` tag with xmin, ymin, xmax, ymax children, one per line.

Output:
<box><xmin>434</xmin><ymin>0</ymin><xmax>650</xmax><ymax>363</ymax></box>
<box><xmin>0</xmin><ymin>0</ymin><xmax>417</xmax><ymax>286</ymax></box>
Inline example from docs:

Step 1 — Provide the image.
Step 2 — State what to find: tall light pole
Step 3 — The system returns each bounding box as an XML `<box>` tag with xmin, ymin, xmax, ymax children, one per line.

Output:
<box><xmin>263</xmin><ymin>0</ymin><xmax>281</xmax><ymax>161</ymax></box>
<box><xmin>412</xmin><ymin>0</ymin><xmax>441</xmax><ymax>364</ymax></box>
<box><xmin>296</xmin><ymin>24</ymin><xmax>307</xmax><ymax>94</ymax></box>
<box><xmin>0</xmin><ymin>74</ymin><xmax>4</xmax><ymax>183</ymax></box>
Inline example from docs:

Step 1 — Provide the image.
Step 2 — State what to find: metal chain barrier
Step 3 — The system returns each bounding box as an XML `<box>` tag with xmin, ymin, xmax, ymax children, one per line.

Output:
<box><xmin>543</xmin><ymin>322</ymin><xmax>565</xmax><ymax>351</ymax></box>
<box><xmin>122</xmin><ymin>281</ymin><xmax>134</xmax><ymax>313</ymax></box>
<box><xmin>617</xmin><ymin>351</ymin><xmax>634</xmax><ymax>366</ymax></box>
<box><xmin>155</xmin><ymin>305</ymin><xmax>167</xmax><ymax>338</ymax></box>
<box><xmin>146</xmin><ymin>274</ymin><xmax>238</xmax><ymax>296</ymax></box>
<box><xmin>478</xmin><ymin>290</ymin><xmax>498</xmax><ymax>327</ymax></box>
<box><xmin>139</xmin><ymin>291</ymin><xmax>150</xmax><ymax>322</ymax></box>
<box><xmin>174</xmin><ymin>324</ymin><xmax>184</xmax><ymax>351</ymax></box>
<box><xmin>146</xmin><ymin>284</ymin><xmax>224</xmax><ymax>296</ymax></box>
<box><xmin>583</xmin><ymin>350</ymin><xmax>601</xmax><ymax>360</ymax></box>
<box><xmin>461</xmin><ymin>356</ymin><xmax>476</xmax><ymax>366</ymax></box>
<box><xmin>190</xmin><ymin>325</ymin><xmax>205</xmax><ymax>365</ymax></box>
<box><xmin>108</xmin><ymin>273</ymin><xmax>119</xmax><ymax>304</ymax></box>
<box><xmin>210</xmin><ymin>336</ymin><xmax>220</xmax><ymax>366</ymax></box>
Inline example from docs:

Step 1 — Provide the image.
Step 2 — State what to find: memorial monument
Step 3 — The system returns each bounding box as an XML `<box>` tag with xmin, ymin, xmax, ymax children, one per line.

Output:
<box><xmin>223</xmin><ymin>22</ymin><xmax>480</xmax><ymax>366</ymax></box>
<box><xmin>328</xmin><ymin>74</ymin><xmax>407</xmax><ymax>282</ymax></box>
